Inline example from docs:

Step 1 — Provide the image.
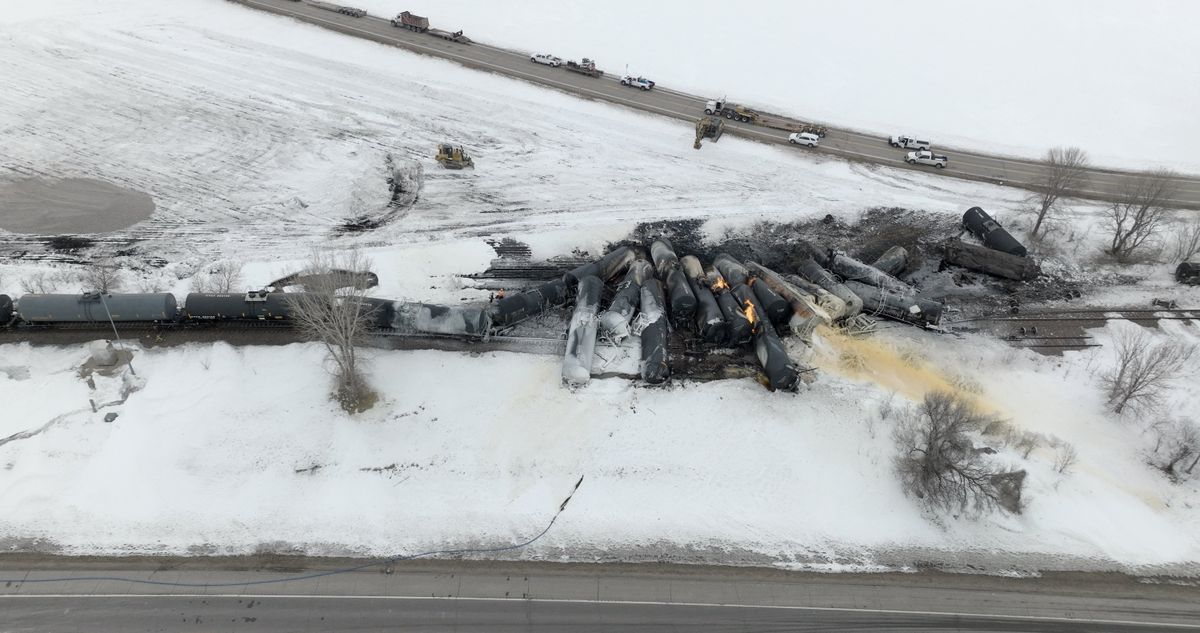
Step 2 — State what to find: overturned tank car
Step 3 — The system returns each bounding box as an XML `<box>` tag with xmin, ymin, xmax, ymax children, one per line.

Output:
<box><xmin>963</xmin><ymin>206</ymin><xmax>1027</xmax><ymax>257</ymax></box>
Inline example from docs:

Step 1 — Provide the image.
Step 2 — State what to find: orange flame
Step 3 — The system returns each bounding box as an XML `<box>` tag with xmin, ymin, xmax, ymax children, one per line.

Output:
<box><xmin>742</xmin><ymin>299</ymin><xmax>758</xmax><ymax>325</ymax></box>
<box><xmin>711</xmin><ymin>276</ymin><xmax>730</xmax><ymax>292</ymax></box>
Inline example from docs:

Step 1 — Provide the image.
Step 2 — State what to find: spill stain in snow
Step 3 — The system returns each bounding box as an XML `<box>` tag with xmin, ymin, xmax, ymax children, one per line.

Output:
<box><xmin>809</xmin><ymin>326</ymin><xmax>986</xmax><ymax>408</ymax></box>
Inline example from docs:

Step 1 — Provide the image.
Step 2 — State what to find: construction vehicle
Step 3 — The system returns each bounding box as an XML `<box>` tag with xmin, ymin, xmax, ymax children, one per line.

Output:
<box><xmin>566</xmin><ymin>58</ymin><xmax>603</xmax><ymax>78</ymax></box>
<box><xmin>703</xmin><ymin>99</ymin><xmax>759</xmax><ymax>123</ymax></box>
<box><xmin>392</xmin><ymin>10</ymin><xmax>429</xmax><ymax>30</ymax></box>
<box><xmin>693</xmin><ymin>116</ymin><xmax>724</xmax><ymax>150</ymax></box>
<box><xmin>436</xmin><ymin>144</ymin><xmax>474</xmax><ymax>169</ymax></box>
<box><xmin>795</xmin><ymin>122</ymin><xmax>828</xmax><ymax>138</ymax></box>
<box><xmin>391</xmin><ymin>11</ymin><xmax>472</xmax><ymax>43</ymax></box>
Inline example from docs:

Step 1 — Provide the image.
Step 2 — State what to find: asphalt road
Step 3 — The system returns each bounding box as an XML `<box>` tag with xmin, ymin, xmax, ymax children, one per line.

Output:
<box><xmin>7</xmin><ymin>594</ymin><xmax>1198</xmax><ymax>632</ymax></box>
<box><xmin>230</xmin><ymin>0</ymin><xmax>1200</xmax><ymax>209</ymax></box>
<box><xmin>3</xmin><ymin>560</ymin><xmax>1200</xmax><ymax>632</ymax></box>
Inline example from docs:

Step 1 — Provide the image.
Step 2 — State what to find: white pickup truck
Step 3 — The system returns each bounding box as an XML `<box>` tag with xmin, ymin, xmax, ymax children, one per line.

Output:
<box><xmin>620</xmin><ymin>75</ymin><xmax>655</xmax><ymax>90</ymax></box>
<box><xmin>905</xmin><ymin>150</ymin><xmax>948</xmax><ymax>168</ymax></box>
<box><xmin>889</xmin><ymin>135</ymin><xmax>930</xmax><ymax>150</ymax></box>
<box><xmin>530</xmin><ymin>53</ymin><xmax>563</xmax><ymax>67</ymax></box>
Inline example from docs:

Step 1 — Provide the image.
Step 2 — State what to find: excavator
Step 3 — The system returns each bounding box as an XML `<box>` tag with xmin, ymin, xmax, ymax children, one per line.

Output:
<box><xmin>435</xmin><ymin>144</ymin><xmax>474</xmax><ymax>169</ymax></box>
<box><xmin>693</xmin><ymin>116</ymin><xmax>724</xmax><ymax>149</ymax></box>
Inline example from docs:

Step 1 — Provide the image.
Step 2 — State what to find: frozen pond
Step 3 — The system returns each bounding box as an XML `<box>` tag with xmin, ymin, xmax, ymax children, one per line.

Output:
<box><xmin>0</xmin><ymin>177</ymin><xmax>155</xmax><ymax>234</ymax></box>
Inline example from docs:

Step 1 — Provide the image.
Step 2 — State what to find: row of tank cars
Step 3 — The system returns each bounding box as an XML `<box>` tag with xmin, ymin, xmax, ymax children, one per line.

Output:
<box><xmin>0</xmin><ymin>292</ymin><xmax>395</xmax><ymax>329</ymax></box>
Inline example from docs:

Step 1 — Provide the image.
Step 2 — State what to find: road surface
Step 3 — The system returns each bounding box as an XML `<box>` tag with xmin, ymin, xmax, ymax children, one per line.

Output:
<box><xmin>229</xmin><ymin>0</ymin><xmax>1200</xmax><ymax>209</ymax></box>
<box><xmin>3</xmin><ymin>558</ymin><xmax>1200</xmax><ymax>631</ymax></box>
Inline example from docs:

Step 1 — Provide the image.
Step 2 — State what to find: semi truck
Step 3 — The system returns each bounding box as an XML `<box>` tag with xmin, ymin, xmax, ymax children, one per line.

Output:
<box><xmin>704</xmin><ymin>99</ymin><xmax>759</xmax><ymax>123</ymax></box>
<box><xmin>391</xmin><ymin>11</ymin><xmax>472</xmax><ymax>43</ymax></box>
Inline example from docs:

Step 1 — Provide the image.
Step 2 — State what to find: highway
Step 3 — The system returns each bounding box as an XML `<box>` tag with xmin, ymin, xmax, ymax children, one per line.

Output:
<box><xmin>230</xmin><ymin>0</ymin><xmax>1200</xmax><ymax>209</ymax></box>
<box><xmin>4</xmin><ymin>559</ymin><xmax>1200</xmax><ymax>632</ymax></box>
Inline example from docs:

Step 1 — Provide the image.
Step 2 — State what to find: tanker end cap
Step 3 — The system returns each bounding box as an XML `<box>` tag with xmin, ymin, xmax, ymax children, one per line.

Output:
<box><xmin>562</xmin><ymin>365</ymin><xmax>592</xmax><ymax>386</ymax></box>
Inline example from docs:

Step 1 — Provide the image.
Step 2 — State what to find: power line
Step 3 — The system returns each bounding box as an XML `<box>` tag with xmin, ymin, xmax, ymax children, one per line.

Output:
<box><xmin>96</xmin><ymin>292</ymin><xmax>136</xmax><ymax>376</ymax></box>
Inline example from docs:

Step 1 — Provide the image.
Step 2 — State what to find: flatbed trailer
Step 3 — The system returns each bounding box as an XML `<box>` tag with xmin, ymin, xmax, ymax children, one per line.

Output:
<box><xmin>309</xmin><ymin>0</ymin><xmax>366</xmax><ymax>17</ymax></box>
<box><xmin>565</xmin><ymin>59</ymin><xmax>603</xmax><ymax>78</ymax></box>
<box><xmin>428</xmin><ymin>27</ymin><xmax>471</xmax><ymax>43</ymax></box>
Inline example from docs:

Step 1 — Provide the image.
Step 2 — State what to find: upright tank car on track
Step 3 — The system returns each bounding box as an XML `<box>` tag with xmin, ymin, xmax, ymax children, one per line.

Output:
<box><xmin>17</xmin><ymin>293</ymin><xmax>177</xmax><ymax>323</ymax></box>
<box><xmin>184</xmin><ymin>291</ymin><xmax>298</xmax><ymax>321</ymax></box>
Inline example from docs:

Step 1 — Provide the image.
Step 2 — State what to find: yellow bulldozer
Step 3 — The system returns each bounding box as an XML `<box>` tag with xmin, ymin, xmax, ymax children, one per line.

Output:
<box><xmin>435</xmin><ymin>144</ymin><xmax>474</xmax><ymax>169</ymax></box>
<box><xmin>693</xmin><ymin>116</ymin><xmax>724</xmax><ymax>149</ymax></box>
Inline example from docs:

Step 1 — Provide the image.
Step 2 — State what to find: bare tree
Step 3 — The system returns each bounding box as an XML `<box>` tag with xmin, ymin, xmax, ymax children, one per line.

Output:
<box><xmin>1170</xmin><ymin>218</ymin><xmax>1200</xmax><ymax>263</ymax></box>
<box><xmin>1029</xmin><ymin>146</ymin><xmax>1089</xmax><ymax>239</ymax></box>
<box><xmin>190</xmin><ymin>261</ymin><xmax>244</xmax><ymax>293</ymax></box>
<box><xmin>21</xmin><ymin>271</ymin><xmax>58</xmax><ymax>294</ymax></box>
<box><xmin>1053</xmin><ymin>442</ymin><xmax>1078</xmax><ymax>475</ymax></box>
<box><xmin>211</xmin><ymin>261</ymin><xmax>243</xmax><ymax>293</ymax></box>
<box><xmin>1150</xmin><ymin>419</ymin><xmax>1200</xmax><ymax>481</ymax></box>
<box><xmin>1106</xmin><ymin>168</ymin><xmax>1180</xmax><ymax>261</ymax></box>
<box><xmin>82</xmin><ymin>259</ymin><xmax>122</xmax><ymax>293</ymax></box>
<box><xmin>1007</xmin><ymin>429</ymin><xmax>1043</xmax><ymax>459</ymax></box>
<box><xmin>893</xmin><ymin>391</ymin><xmax>1024</xmax><ymax>515</ymax></box>
<box><xmin>286</xmin><ymin>250</ymin><xmax>378</xmax><ymax>413</ymax></box>
<box><xmin>1103</xmin><ymin>328</ymin><xmax>1194</xmax><ymax>415</ymax></box>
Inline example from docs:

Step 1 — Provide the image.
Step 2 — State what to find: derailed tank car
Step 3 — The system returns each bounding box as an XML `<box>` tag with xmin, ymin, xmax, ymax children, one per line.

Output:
<box><xmin>963</xmin><ymin>206</ymin><xmax>1027</xmax><ymax>257</ymax></box>
<box><xmin>17</xmin><ymin>293</ymin><xmax>177</xmax><ymax>323</ymax></box>
<box><xmin>0</xmin><ymin>294</ymin><xmax>12</xmax><ymax>324</ymax></box>
<box><xmin>394</xmin><ymin>302</ymin><xmax>489</xmax><ymax>336</ymax></box>
<box><xmin>488</xmin><ymin>279</ymin><xmax>572</xmax><ymax>329</ymax></box>
<box><xmin>356</xmin><ymin>297</ymin><xmax>397</xmax><ymax>329</ymax></box>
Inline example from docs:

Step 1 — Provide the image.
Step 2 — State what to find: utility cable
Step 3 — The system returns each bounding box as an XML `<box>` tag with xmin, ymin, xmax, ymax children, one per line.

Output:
<box><xmin>0</xmin><ymin>475</ymin><xmax>585</xmax><ymax>588</ymax></box>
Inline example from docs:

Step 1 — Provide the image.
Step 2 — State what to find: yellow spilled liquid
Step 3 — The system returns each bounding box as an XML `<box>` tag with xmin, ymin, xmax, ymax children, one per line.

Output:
<box><xmin>808</xmin><ymin>325</ymin><xmax>1168</xmax><ymax>510</ymax></box>
<box><xmin>808</xmin><ymin>325</ymin><xmax>987</xmax><ymax>407</ymax></box>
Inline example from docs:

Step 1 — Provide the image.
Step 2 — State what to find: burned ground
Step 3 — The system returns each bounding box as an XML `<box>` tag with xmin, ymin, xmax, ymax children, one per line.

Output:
<box><xmin>472</xmin><ymin>208</ymin><xmax>1120</xmax><ymax>325</ymax></box>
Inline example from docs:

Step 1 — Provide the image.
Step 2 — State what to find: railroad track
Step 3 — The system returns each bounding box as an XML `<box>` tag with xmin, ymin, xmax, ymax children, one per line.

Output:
<box><xmin>961</xmin><ymin>307</ymin><xmax>1199</xmax><ymax>321</ymax></box>
<box><xmin>951</xmin><ymin>306</ymin><xmax>1200</xmax><ymax>354</ymax></box>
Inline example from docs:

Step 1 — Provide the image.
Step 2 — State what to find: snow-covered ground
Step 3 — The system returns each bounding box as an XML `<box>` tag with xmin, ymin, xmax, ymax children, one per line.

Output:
<box><xmin>2</xmin><ymin>315</ymin><xmax>1199</xmax><ymax>572</ymax></box>
<box><xmin>2</xmin><ymin>0</ymin><xmax>1200</xmax><ymax>574</ymax></box>
<box><xmin>350</xmin><ymin>0</ymin><xmax>1200</xmax><ymax>173</ymax></box>
<box><xmin>0</xmin><ymin>0</ymin><xmax>1051</xmax><ymax>266</ymax></box>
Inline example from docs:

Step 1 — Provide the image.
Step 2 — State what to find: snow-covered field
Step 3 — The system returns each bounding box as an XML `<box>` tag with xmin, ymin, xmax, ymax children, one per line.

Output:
<box><xmin>0</xmin><ymin>0</ymin><xmax>1052</xmax><ymax>266</ymax></box>
<box><xmin>2</xmin><ymin>320</ymin><xmax>1199</xmax><ymax>572</ymax></box>
<box><xmin>351</xmin><ymin>0</ymin><xmax>1200</xmax><ymax>173</ymax></box>
<box><xmin>2</xmin><ymin>0</ymin><xmax>1200</xmax><ymax>574</ymax></box>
